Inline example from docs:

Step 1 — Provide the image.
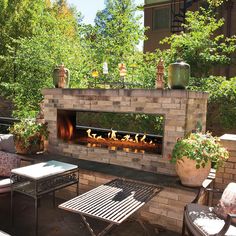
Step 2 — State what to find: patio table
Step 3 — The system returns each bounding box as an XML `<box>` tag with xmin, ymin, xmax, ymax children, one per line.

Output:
<box><xmin>10</xmin><ymin>160</ymin><xmax>79</xmax><ymax>235</ymax></box>
<box><xmin>59</xmin><ymin>178</ymin><xmax>161</xmax><ymax>236</ymax></box>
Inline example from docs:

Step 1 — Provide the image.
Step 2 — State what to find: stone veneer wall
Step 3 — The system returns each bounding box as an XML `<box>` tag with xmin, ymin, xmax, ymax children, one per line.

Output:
<box><xmin>214</xmin><ymin>134</ymin><xmax>236</xmax><ymax>203</ymax></box>
<box><xmin>56</xmin><ymin>169</ymin><xmax>196</xmax><ymax>233</ymax></box>
<box><xmin>42</xmin><ymin>89</ymin><xmax>208</xmax><ymax>175</ymax></box>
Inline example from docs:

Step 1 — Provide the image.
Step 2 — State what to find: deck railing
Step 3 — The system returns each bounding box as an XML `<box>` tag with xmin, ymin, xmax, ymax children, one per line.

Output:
<box><xmin>0</xmin><ymin>117</ymin><xmax>19</xmax><ymax>134</ymax></box>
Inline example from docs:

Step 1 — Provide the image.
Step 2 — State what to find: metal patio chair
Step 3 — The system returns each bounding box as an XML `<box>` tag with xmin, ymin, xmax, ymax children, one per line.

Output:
<box><xmin>182</xmin><ymin>182</ymin><xmax>236</xmax><ymax>236</ymax></box>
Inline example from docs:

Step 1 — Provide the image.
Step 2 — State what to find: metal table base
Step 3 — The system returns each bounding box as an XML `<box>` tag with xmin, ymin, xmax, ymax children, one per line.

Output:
<box><xmin>10</xmin><ymin>160</ymin><xmax>79</xmax><ymax>236</ymax></box>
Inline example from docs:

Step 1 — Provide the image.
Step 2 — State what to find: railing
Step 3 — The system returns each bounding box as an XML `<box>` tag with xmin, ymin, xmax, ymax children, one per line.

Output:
<box><xmin>0</xmin><ymin>117</ymin><xmax>19</xmax><ymax>134</ymax></box>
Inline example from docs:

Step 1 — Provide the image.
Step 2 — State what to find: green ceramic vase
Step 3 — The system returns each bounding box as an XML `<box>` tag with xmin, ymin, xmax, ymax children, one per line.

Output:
<box><xmin>168</xmin><ymin>60</ymin><xmax>190</xmax><ymax>89</ymax></box>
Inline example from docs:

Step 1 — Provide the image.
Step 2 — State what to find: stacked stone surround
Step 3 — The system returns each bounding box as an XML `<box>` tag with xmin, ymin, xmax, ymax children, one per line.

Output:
<box><xmin>214</xmin><ymin>134</ymin><xmax>236</xmax><ymax>199</ymax></box>
<box><xmin>56</xmin><ymin>169</ymin><xmax>196</xmax><ymax>233</ymax></box>
<box><xmin>42</xmin><ymin>89</ymin><xmax>208</xmax><ymax>175</ymax></box>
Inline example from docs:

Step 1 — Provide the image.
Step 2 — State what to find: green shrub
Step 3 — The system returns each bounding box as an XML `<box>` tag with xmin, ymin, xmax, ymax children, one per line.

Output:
<box><xmin>188</xmin><ymin>76</ymin><xmax>236</xmax><ymax>131</ymax></box>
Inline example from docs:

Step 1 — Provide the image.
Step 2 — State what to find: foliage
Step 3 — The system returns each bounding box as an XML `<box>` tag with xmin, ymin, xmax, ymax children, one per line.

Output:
<box><xmin>77</xmin><ymin>111</ymin><xmax>164</xmax><ymax>135</ymax></box>
<box><xmin>0</xmin><ymin>0</ymin><xmax>234</xmax><ymax>136</ymax></box>
<box><xmin>188</xmin><ymin>76</ymin><xmax>236</xmax><ymax>131</ymax></box>
<box><xmin>8</xmin><ymin>30</ymin><xmax>84</xmax><ymax>118</ymax></box>
<box><xmin>0</xmin><ymin>0</ymin><xmax>47</xmax><ymax>82</ymax></box>
<box><xmin>161</xmin><ymin>7</ymin><xmax>236</xmax><ymax>77</ymax></box>
<box><xmin>9</xmin><ymin>119</ymin><xmax>49</xmax><ymax>148</ymax></box>
<box><xmin>82</xmin><ymin>0</ymin><xmax>145</xmax><ymax>83</ymax></box>
<box><xmin>0</xmin><ymin>0</ymin><xmax>150</xmax><ymax>118</ymax></box>
<box><xmin>207</xmin><ymin>0</ymin><xmax>225</xmax><ymax>7</ymax></box>
<box><xmin>170</xmin><ymin>132</ymin><xmax>229</xmax><ymax>170</ymax></box>
<box><xmin>124</xmin><ymin>50</ymin><xmax>165</xmax><ymax>88</ymax></box>
<box><xmin>0</xmin><ymin>0</ymin><xmax>86</xmax><ymax>118</ymax></box>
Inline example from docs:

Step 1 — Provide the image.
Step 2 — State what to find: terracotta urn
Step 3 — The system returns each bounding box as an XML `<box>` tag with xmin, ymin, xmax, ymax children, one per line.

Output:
<box><xmin>175</xmin><ymin>156</ymin><xmax>211</xmax><ymax>187</ymax></box>
<box><xmin>52</xmin><ymin>64</ymin><xmax>70</xmax><ymax>88</ymax></box>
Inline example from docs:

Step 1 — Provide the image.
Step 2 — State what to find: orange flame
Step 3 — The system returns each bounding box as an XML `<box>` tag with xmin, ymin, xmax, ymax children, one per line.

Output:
<box><xmin>58</xmin><ymin>118</ymin><xmax>73</xmax><ymax>140</ymax></box>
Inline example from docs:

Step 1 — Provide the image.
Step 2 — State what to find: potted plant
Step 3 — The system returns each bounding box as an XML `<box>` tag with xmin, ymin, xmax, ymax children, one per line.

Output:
<box><xmin>9</xmin><ymin>119</ymin><xmax>49</xmax><ymax>154</ymax></box>
<box><xmin>170</xmin><ymin>132</ymin><xmax>229</xmax><ymax>187</ymax></box>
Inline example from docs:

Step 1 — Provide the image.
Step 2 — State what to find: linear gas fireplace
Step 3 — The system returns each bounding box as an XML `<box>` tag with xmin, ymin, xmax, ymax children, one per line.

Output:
<box><xmin>57</xmin><ymin>110</ymin><xmax>163</xmax><ymax>155</ymax></box>
<box><xmin>42</xmin><ymin>89</ymin><xmax>208</xmax><ymax>174</ymax></box>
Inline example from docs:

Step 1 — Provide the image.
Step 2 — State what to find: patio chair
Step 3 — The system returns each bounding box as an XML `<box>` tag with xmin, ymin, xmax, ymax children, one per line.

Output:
<box><xmin>0</xmin><ymin>151</ymin><xmax>20</xmax><ymax>194</ymax></box>
<box><xmin>182</xmin><ymin>182</ymin><xmax>236</xmax><ymax>236</ymax></box>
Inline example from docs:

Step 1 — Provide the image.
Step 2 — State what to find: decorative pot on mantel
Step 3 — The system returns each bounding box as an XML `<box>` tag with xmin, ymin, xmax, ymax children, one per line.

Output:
<box><xmin>168</xmin><ymin>59</ymin><xmax>190</xmax><ymax>89</ymax></box>
<box><xmin>52</xmin><ymin>64</ymin><xmax>70</xmax><ymax>88</ymax></box>
<box><xmin>175</xmin><ymin>156</ymin><xmax>211</xmax><ymax>187</ymax></box>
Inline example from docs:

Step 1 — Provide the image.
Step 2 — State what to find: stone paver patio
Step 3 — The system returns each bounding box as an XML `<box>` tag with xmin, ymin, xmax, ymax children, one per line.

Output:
<box><xmin>0</xmin><ymin>193</ymin><xmax>180</xmax><ymax>236</ymax></box>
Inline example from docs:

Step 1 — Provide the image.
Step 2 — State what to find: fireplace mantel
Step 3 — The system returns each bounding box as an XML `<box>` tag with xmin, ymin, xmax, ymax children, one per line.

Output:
<box><xmin>42</xmin><ymin>88</ymin><xmax>208</xmax><ymax>175</ymax></box>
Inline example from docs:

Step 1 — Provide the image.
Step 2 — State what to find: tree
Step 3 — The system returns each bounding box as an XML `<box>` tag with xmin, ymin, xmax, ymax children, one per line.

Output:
<box><xmin>0</xmin><ymin>0</ymin><xmax>86</xmax><ymax>118</ymax></box>
<box><xmin>0</xmin><ymin>0</ymin><xmax>47</xmax><ymax>81</ymax></box>
<box><xmin>83</xmin><ymin>0</ymin><xmax>145</xmax><ymax>81</ymax></box>
<box><xmin>161</xmin><ymin>7</ymin><xmax>236</xmax><ymax>77</ymax></box>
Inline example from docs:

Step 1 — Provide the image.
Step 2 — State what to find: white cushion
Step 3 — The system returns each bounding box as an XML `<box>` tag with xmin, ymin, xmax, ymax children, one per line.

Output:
<box><xmin>0</xmin><ymin>178</ymin><xmax>12</xmax><ymax>193</ymax></box>
<box><xmin>0</xmin><ymin>178</ymin><xmax>12</xmax><ymax>188</ymax></box>
<box><xmin>0</xmin><ymin>134</ymin><xmax>16</xmax><ymax>153</ymax></box>
<box><xmin>214</xmin><ymin>182</ymin><xmax>236</xmax><ymax>226</ymax></box>
<box><xmin>0</xmin><ymin>230</ymin><xmax>11</xmax><ymax>235</ymax></box>
<box><xmin>187</xmin><ymin>204</ymin><xmax>236</xmax><ymax>235</ymax></box>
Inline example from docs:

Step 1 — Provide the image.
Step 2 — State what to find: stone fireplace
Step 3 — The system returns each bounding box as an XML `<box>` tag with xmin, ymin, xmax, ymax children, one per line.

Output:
<box><xmin>42</xmin><ymin>89</ymin><xmax>208</xmax><ymax>175</ymax></box>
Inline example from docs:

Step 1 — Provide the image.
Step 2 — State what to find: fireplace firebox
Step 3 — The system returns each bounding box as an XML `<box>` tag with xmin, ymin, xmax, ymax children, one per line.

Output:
<box><xmin>57</xmin><ymin>110</ymin><xmax>163</xmax><ymax>154</ymax></box>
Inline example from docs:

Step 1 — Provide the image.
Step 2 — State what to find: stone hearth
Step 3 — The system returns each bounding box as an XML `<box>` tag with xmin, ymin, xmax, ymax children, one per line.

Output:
<box><xmin>42</xmin><ymin>89</ymin><xmax>208</xmax><ymax>175</ymax></box>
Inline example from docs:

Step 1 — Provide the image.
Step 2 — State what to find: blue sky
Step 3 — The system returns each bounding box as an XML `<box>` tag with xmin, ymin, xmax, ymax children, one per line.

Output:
<box><xmin>67</xmin><ymin>0</ymin><xmax>144</xmax><ymax>25</ymax></box>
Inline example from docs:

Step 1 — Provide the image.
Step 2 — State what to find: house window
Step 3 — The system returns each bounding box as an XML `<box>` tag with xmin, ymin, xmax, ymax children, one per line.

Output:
<box><xmin>153</xmin><ymin>7</ymin><xmax>170</xmax><ymax>30</ymax></box>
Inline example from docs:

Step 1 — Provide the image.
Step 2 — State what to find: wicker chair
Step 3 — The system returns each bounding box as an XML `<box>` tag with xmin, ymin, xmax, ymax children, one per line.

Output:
<box><xmin>0</xmin><ymin>151</ymin><xmax>20</xmax><ymax>193</ymax></box>
<box><xmin>182</xmin><ymin>182</ymin><xmax>236</xmax><ymax>236</ymax></box>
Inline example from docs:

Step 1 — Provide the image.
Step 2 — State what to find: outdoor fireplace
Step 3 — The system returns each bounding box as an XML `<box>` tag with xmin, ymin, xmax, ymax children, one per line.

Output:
<box><xmin>57</xmin><ymin>110</ymin><xmax>163</xmax><ymax>155</ymax></box>
<box><xmin>42</xmin><ymin>89</ymin><xmax>208</xmax><ymax>175</ymax></box>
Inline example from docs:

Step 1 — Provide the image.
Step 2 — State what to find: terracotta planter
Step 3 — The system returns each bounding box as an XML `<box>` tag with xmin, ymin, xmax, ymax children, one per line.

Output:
<box><xmin>175</xmin><ymin>156</ymin><xmax>211</xmax><ymax>187</ymax></box>
<box><xmin>15</xmin><ymin>137</ymin><xmax>43</xmax><ymax>155</ymax></box>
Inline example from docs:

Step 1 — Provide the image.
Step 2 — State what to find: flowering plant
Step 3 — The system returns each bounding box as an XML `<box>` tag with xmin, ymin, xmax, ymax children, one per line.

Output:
<box><xmin>170</xmin><ymin>132</ymin><xmax>229</xmax><ymax>170</ymax></box>
<box><xmin>9</xmin><ymin>119</ymin><xmax>49</xmax><ymax>148</ymax></box>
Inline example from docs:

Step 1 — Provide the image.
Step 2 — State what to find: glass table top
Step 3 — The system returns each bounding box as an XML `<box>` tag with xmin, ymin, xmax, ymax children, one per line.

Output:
<box><xmin>11</xmin><ymin>160</ymin><xmax>78</xmax><ymax>180</ymax></box>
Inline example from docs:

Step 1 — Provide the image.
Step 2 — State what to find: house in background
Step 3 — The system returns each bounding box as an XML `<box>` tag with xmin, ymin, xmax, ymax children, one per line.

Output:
<box><xmin>143</xmin><ymin>0</ymin><xmax>236</xmax><ymax>77</ymax></box>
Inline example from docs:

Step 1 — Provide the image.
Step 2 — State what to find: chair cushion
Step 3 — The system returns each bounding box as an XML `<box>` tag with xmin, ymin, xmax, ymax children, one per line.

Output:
<box><xmin>0</xmin><ymin>178</ymin><xmax>12</xmax><ymax>187</ymax></box>
<box><xmin>0</xmin><ymin>178</ymin><xmax>12</xmax><ymax>193</ymax></box>
<box><xmin>186</xmin><ymin>203</ymin><xmax>236</xmax><ymax>235</ymax></box>
<box><xmin>214</xmin><ymin>182</ymin><xmax>236</xmax><ymax>226</ymax></box>
<box><xmin>0</xmin><ymin>151</ymin><xmax>21</xmax><ymax>177</ymax></box>
<box><xmin>0</xmin><ymin>134</ymin><xmax>16</xmax><ymax>153</ymax></box>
